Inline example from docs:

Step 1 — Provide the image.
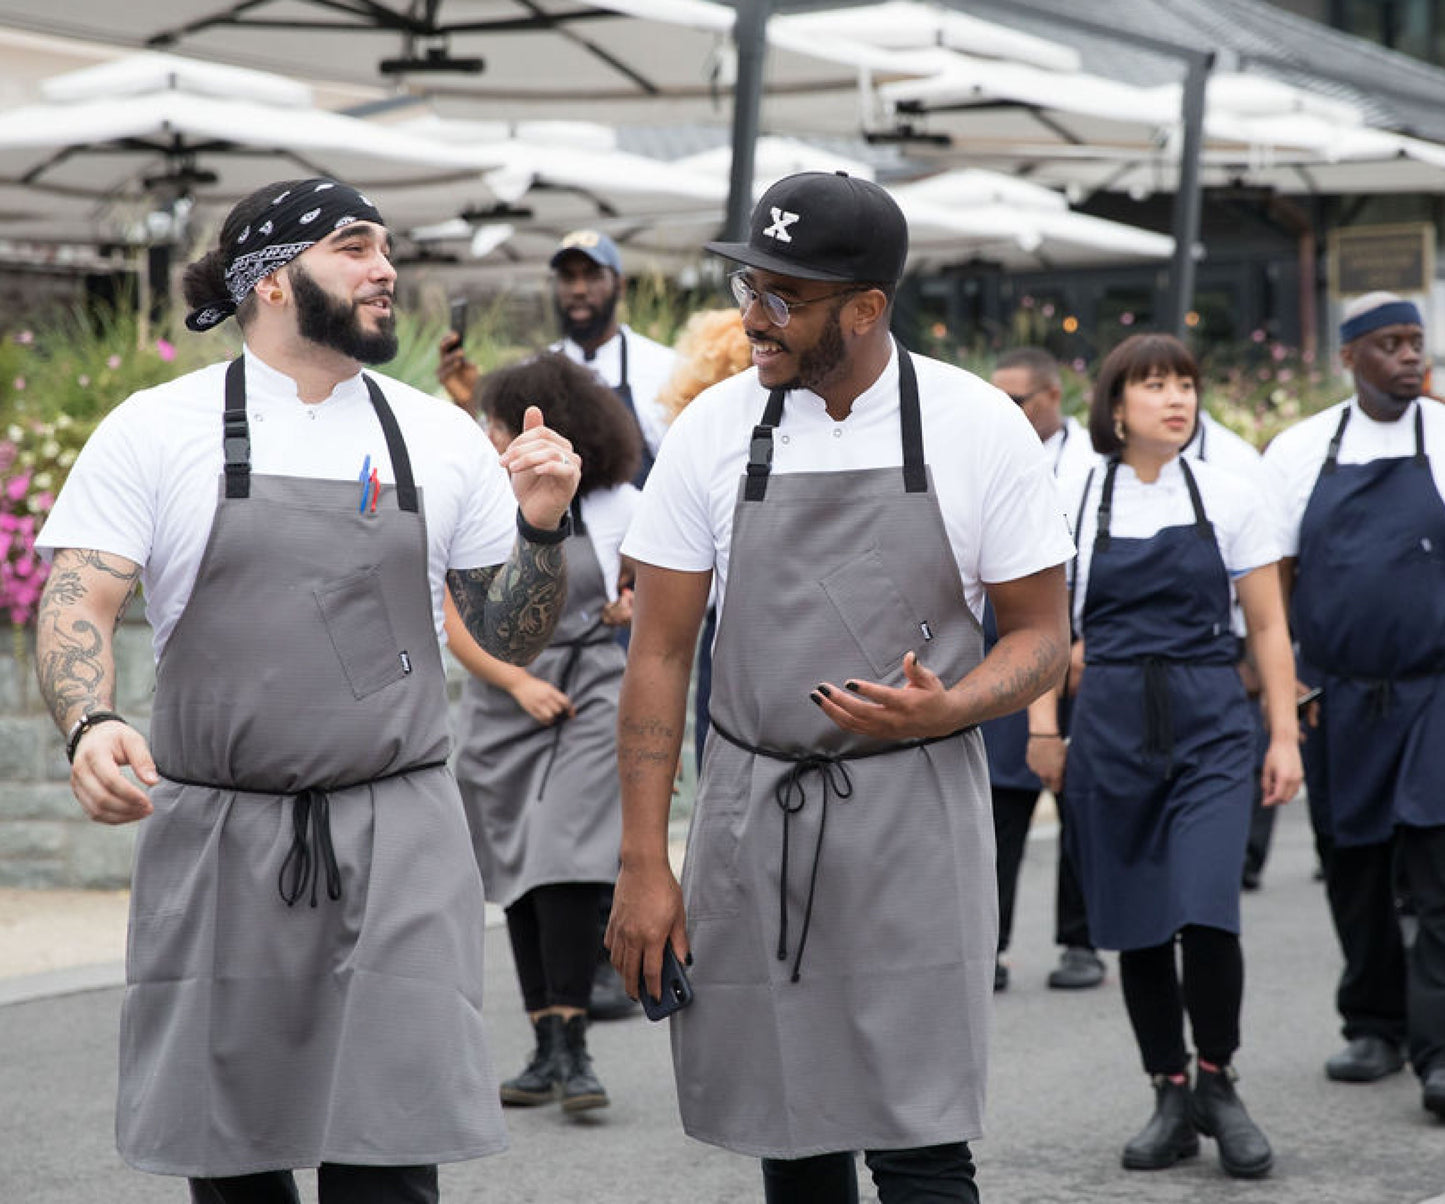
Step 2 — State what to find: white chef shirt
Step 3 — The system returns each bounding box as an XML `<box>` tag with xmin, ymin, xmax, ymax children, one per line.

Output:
<box><xmin>1044</xmin><ymin>414</ymin><xmax>1102</xmax><ymax>479</ymax></box>
<box><xmin>1263</xmin><ymin>396</ymin><xmax>1445</xmax><ymax>557</ymax></box>
<box><xmin>554</xmin><ymin>324</ymin><xmax>675</xmax><ymax>457</ymax></box>
<box><xmin>1059</xmin><ymin>455</ymin><xmax>1284</xmax><ymax>629</ymax></box>
<box><xmin>38</xmin><ymin>349</ymin><xmax>517</xmax><ymax>659</ymax></box>
<box><xmin>622</xmin><ymin>342</ymin><xmax>1076</xmax><ymax>622</ymax></box>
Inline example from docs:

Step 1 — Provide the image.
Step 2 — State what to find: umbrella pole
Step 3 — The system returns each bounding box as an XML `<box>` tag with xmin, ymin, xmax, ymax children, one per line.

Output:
<box><xmin>725</xmin><ymin>0</ymin><xmax>773</xmax><ymax>241</ymax></box>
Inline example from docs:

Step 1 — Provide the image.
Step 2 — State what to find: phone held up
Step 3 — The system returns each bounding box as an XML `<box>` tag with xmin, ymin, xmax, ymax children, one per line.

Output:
<box><xmin>640</xmin><ymin>942</ymin><xmax>694</xmax><ymax>1021</ymax></box>
<box><xmin>448</xmin><ymin>297</ymin><xmax>469</xmax><ymax>342</ymax></box>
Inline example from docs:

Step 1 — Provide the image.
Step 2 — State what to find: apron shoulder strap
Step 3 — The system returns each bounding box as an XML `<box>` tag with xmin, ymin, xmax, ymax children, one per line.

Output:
<box><xmin>897</xmin><ymin>346</ymin><xmax>926</xmax><ymax>494</ymax></box>
<box><xmin>1415</xmin><ymin>401</ymin><xmax>1427</xmax><ymax>466</ymax></box>
<box><xmin>362</xmin><ymin>375</ymin><xmax>419</xmax><ymax>513</ymax></box>
<box><xmin>1323</xmin><ymin>405</ymin><xmax>1352</xmax><ymax>475</ymax></box>
<box><xmin>1068</xmin><ymin>465</ymin><xmax>1096</xmax><ymax>637</ymax></box>
<box><xmin>1176</xmin><ymin>455</ymin><xmax>1212</xmax><ymax>536</ymax></box>
<box><xmin>743</xmin><ymin>388</ymin><xmax>787</xmax><ymax>502</ymax></box>
<box><xmin>1095</xmin><ymin>457</ymin><xmax>1121</xmax><ymax>549</ymax></box>
<box><xmin>570</xmin><ymin>493</ymin><xmax>588</xmax><ymax>536</ymax></box>
<box><xmin>223</xmin><ymin>357</ymin><xmax>252</xmax><ymax>499</ymax></box>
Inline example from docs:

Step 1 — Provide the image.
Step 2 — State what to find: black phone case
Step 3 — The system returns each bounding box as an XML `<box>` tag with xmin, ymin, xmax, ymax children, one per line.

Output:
<box><xmin>640</xmin><ymin>944</ymin><xmax>694</xmax><ymax>1021</ymax></box>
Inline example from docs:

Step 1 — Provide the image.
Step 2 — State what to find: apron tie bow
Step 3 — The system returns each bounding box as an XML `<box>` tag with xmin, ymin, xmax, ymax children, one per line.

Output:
<box><xmin>774</xmin><ymin>756</ymin><xmax>855</xmax><ymax>983</ymax></box>
<box><xmin>279</xmin><ymin>789</ymin><xmax>343</xmax><ymax>908</ymax></box>
<box><xmin>1141</xmin><ymin>656</ymin><xmax>1175</xmax><ymax>775</ymax></box>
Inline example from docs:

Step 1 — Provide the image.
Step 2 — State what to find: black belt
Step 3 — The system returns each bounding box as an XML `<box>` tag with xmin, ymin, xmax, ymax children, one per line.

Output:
<box><xmin>159</xmin><ymin>759</ymin><xmax>449</xmax><ymax>908</ymax></box>
<box><xmin>710</xmin><ymin>719</ymin><xmax>972</xmax><ymax>983</ymax></box>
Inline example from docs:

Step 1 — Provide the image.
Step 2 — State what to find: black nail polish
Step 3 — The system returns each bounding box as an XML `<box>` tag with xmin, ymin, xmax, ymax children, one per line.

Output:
<box><xmin>685</xmin><ymin>952</ymin><xmax>694</xmax><ymax>967</ymax></box>
<box><xmin>845</xmin><ymin>681</ymin><xmax>860</xmax><ymax>693</ymax></box>
<box><xmin>809</xmin><ymin>691</ymin><xmax>823</xmax><ymax>706</ymax></box>
<box><xmin>817</xmin><ymin>683</ymin><xmax>832</xmax><ymax>698</ymax></box>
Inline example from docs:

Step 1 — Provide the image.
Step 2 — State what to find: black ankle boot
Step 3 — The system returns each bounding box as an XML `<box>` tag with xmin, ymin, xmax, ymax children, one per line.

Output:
<box><xmin>1191</xmin><ymin>1064</ymin><xmax>1273</xmax><ymax>1178</ymax></box>
<box><xmin>559</xmin><ymin>1014</ymin><xmax>610</xmax><ymax>1113</ymax></box>
<box><xmin>500</xmin><ymin>1013</ymin><xmax>564</xmax><ymax>1106</ymax></box>
<box><xmin>1122</xmin><ymin>1075</ymin><xmax>1200</xmax><ymax>1170</ymax></box>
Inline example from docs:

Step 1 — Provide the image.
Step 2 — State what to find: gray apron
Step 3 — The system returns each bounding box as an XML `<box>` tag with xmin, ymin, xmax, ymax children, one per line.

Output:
<box><xmin>673</xmin><ymin>348</ymin><xmax>995</xmax><ymax>1159</ymax></box>
<box><xmin>455</xmin><ymin>497</ymin><xmax>625</xmax><ymax>907</ymax></box>
<box><xmin>120</xmin><ymin>357</ymin><xmax>506</xmax><ymax>1177</ymax></box>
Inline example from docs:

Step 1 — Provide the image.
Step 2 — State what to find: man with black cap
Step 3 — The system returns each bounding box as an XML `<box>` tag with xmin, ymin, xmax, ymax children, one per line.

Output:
<box><xmin>34</xmin><ymin>177</ymin><xmax>580</xmax><ymax>1201</ymax></box>
<box><xmin>606</xmin><ymin>171</ymin><xmax>1074</xmax><ymax>1200</ymax></box>
<box><xmin>1264</xmin><ymin>291</ymin><xmax>1445</xmax><ymax>1120</ymax></box>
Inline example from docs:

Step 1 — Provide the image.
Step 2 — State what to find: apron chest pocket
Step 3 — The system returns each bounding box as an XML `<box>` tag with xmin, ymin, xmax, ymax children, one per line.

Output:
<box><xmin>818</xmin><ymin>548</ymin><xmax>923</xmax><ymax>678</ymax></box>
<box><xmin>315</xmin><ymin>567</ymin><xmax>409</xmax><ymax>699</ymax></box>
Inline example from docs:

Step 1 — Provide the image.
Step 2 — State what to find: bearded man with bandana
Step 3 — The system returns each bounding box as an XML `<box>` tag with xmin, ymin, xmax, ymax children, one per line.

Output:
<box><xmin>34</xmin><ymin>179</ymin><xmax>581</xmax><ymax>1203</ymax></box>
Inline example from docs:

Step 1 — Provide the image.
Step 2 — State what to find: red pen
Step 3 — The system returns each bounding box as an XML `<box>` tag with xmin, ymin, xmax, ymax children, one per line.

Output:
<box><xmin>368</xmin><ymin>468</ymin><xmax>380</xmax><ymax>513</ymax></box>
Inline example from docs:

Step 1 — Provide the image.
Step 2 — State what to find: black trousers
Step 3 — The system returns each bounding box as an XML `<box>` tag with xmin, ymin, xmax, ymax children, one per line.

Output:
<box><xmin>190</xmin><ymin>1164</ymin><xmax>437</xmax><ymax>1203</ymax></box>
<box><xmin>1118</xmin><ymin>925</ymin><xmax>1243</xmax><ymax>1076</ymax></box>
<box><xmin>1316</xmin><ymin>824</ymin><xmax>1445</xmax><ymax>1074</ymax></box>
<box><xmin>506</xmin><ymin>881</ymin><xmax>608</xmax><ymax>1012</ymax></box>
<box><xmin>762</xmin><ymin>1144</ymin><xmax>978</xmax><ymax>1204</ymax></box>
<box><xmin>991</xmin><ymin>786</ymin><xmax>1091</xmax><ymax>952</ymax></box>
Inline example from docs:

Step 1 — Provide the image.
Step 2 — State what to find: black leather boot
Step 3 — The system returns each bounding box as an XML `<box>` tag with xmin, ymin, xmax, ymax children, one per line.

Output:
<box><xmin>1121</xmin><ymin>1075</ymin><xmax>1200</xmax><ymax>1170</ymax></box>
<box><xmin>1191</xmin><ymin>1064</ymin><xmax>1273</xmax><ymax>1178</ymax></box>
<box><xmin>499</xmin><ymin>1013</ymin><xmax>564</xmax><ymax>1106</ymax></box>
<box><xmin>559</xmin><ymin>1014</ymin><xmax>610</xmax><ymax>1113</ymax></box>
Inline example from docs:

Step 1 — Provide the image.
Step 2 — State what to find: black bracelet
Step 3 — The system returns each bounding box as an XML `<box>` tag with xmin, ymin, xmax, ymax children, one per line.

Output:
<box><xmin>516</xmin><ymin>507</ymin><xmax>572</xmax><ymax>545</ymax></box>
<box><xmin>65</xmin><ymin>710</ymin><xmax>128</xmax><ymax>763</ymax></box>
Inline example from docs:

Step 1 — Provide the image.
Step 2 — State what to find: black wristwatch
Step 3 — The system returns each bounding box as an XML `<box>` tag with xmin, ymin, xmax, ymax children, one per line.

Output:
<box><xmin>65</xmin><ymin>710</ymin><xmax>128</xmax><ymax>763</ymax></box>
<box><xmin>516</xmin><ymin>507</ymin><xmax>573</xmax><ymax>545</ymax></box>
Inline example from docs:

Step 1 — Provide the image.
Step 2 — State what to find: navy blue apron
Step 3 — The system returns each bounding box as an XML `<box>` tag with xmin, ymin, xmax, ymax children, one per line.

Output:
<box><xmin>1066</xmin><ymin>457</ymin><xmax>1255</xmax><ymax>950</ymax></box>
<box><xmin>980</xmin><ymin>423</ymin><xmax>1077</xmax><ymax>790</ymax></box>
<box><xmin>1291</xmin><ymin>404</ymin><xmax>1445</xmax><ymax>846</ymax></box>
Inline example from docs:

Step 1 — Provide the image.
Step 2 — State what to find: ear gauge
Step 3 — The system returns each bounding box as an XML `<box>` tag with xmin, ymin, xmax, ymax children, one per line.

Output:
<box><xmin>270</xmin><ymin>289</ymin><xmax>284</xmax><ymax>302</ymax></box>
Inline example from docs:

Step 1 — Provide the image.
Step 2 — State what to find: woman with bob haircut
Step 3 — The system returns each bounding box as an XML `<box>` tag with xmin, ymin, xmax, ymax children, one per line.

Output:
<box><xmin>1027</xmin><ymin>332</ymin><xmax>1301</xmax><ymax>1180</ymax></box>
<box><xmin>446</xmin><ymin>351</ymin><xmax>641</xmax><ymax>1116</ymax></box>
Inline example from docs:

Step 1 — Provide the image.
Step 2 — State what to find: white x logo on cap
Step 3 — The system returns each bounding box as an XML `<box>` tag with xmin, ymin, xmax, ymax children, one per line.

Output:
<box><xmin>763</xmin><ymin>207</ymin><xmax>800</xmax><ymax>243</ymax></box>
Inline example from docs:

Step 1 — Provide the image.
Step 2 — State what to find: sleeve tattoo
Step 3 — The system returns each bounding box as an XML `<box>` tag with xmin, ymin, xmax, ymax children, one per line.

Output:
<box><xmin>36</xmin><ymin>549</ymin><xmax>141</xmax><ymax>730</ymax></box>
<box><xmin>446</xmin><ymin>535</ymin><xmax>567</xmax><ymax>665</ymax></box>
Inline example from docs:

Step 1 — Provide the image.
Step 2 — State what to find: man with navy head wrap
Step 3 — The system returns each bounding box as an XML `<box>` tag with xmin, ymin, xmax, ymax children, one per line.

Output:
<box><xmin>33</xmin><ymin>178</ymin><xmax>585</xmax><ymax>1200</ymax></box>
<box><xmin>1263</xmin><ymin>290</ymin><xmax>1445</xmax><ymax>1121</ymax></box>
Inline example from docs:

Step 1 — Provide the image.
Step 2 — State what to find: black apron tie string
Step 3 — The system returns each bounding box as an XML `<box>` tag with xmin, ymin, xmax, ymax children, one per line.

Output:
<box><xmin>535</xmin><ymin>617</ymin><xmax>612</xmax><ymax>800</ymax></box>
<box><xmin>1140</xmin><ymin>656</ymin><xmax>1175</xmax><ymax>774</ymax></box>
<box><xmin>279</xmin><ymin>789</ymin><xmax>343</xmax><ymax>908</ymax></box>
<box><xmin>710</xmin><ymin>718</ymin><xmax>971</xmax><ymax>982</ymax></box>
<box><xmin>773</xmin><ymin>755</ymin><xmax>855</xmax><ymax>983</ymax></box>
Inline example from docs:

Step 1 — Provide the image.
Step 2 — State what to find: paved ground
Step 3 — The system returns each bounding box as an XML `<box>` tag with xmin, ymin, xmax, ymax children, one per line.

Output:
<box><xmin>2</xmin><ymin>802</ymin><xmax>1442</xmax><ymax>1203</ymax></box>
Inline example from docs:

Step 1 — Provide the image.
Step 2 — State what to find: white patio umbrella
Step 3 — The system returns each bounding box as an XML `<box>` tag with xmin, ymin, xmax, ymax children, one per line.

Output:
<box><xmin>0</xmin><ymin>53</ymin><xmax>484</xmax><ymax>228</ymax></box>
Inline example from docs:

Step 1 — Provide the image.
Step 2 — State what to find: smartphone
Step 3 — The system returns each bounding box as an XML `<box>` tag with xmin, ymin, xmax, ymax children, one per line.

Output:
<box><xmin>448</xmin><ymin>297</ymin><xmax>468</xmax><ymax>341</ymax></box>
<box><xmin>1296</xmin><ymin>685</ymin><xmax>1323</xmax><ymax>712</ymax></box>
<box><xmin>640</xmin><ymin>943</ymin><xmax>694</xmax><ymax>1021</ymax></box>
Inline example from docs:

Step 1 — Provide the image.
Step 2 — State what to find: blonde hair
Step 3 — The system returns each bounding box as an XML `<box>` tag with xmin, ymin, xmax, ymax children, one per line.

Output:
<box><xmin>657</xmin><ymin>307</ymin><xmax>752</xmax><ymax>419</ymax></box>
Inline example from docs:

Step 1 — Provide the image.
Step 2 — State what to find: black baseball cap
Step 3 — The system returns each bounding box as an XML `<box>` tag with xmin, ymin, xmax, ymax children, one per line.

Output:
<box><xmin>705</xmin><ymin>171</ymin><xmax>908</xmax><ymax>285</ymax></box>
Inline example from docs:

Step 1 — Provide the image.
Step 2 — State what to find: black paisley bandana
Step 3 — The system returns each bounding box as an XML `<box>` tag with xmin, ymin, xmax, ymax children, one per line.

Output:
<box><xmin>184</xmin><ymin>179</ymin><xmax>385</xmax><ymax>332</ymax></box>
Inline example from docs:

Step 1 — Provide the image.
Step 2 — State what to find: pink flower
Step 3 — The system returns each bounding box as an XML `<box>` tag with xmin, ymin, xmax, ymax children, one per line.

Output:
<box><xmin>1042</xmin><ymin>303</ymin><xmax>1055</xmax><ymax>318</ymax></box>
<box><xmin>11</xmin><ymin>377</ymin><xmax>24</xmax><ymax>392</ymax></box>
<box><xmin>106</xmin><ymin>354</ymin><xmax>122</xmax><ymax>370</ymax></box>
<box><xmin>155</xmin><ymin>338</ymin><xmax>176</xmax><ymax>362</ymax></box>
<box><xmin>5</xmin><ymin>473</ymin><xmax>29</xmax><ymax>502</ymax></box>
<box><xmin>1120</xmin><ymin>312</ymin><xmax>1135</xmax><ymax>326</ymax></box>
<box><xmin>15</xmin><ymin>330</ymin><xmax>32</xmax><ymax>346</ymax></box>
<box><xmin>1073</xmin><ymin>358</ymin><xmax>1087</xmax><ymax>372</ymax></box>
<box><xmin>1251</xmin><ymin>329</ymin><xmax>1267</xmax><ymax>343</ymax></box>
<box><xmin>77</xmin><ymin>374</ymin><xmax>90</xmax><ymax>388</ymax></box>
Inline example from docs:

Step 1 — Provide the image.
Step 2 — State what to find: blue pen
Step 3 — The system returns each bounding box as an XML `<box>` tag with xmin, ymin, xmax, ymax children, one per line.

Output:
<box><xmin>358</xmin><ymin>454</ymin><xmax>372</xmax><ymax>513</ymax></box>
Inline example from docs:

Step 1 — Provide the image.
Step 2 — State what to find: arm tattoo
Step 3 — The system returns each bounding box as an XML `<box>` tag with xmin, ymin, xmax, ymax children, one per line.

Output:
<box><xmin>446</xmin><ymin>535</ymin><xmax>567</xmax><ymax>665</ymax></box>
<box><xmin>35</xmin><ymin>549</ymin><xmax>140</xmax><ymax>731</ymax></box>
<box><xmin>618</xmin><ymin>716</ymin><xmax>680</xmax><ymax>789</ymax></box>
<box><xmin>983</xmin><ymin>633</ymin><xmax>1066</xmax><ymax>716</ymax></box>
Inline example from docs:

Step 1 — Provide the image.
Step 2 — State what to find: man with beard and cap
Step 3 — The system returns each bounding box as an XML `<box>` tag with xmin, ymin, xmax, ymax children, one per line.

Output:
<box><xmin>34</xmin><ymin>178</ymin><xmax>581</xmax><ymax>1202</ymax></box>
<box><xmin>1263</xmin><ymin>291</ymin><xmax>1445</xmax><ymax>1119</ymax></box>
<box><xmin>605</xmin><ymin>171</ymin><xmax>1074</xmax><ymax>1202</ymax></box>
<box><xmin>439</xmin><ymin>229</ymin><xmax>674</xmax><ymax>487</ymax></box>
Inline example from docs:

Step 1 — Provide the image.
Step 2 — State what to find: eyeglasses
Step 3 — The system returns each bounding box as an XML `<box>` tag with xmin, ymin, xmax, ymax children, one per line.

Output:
<box><xmin>728</xmin><ymin>271</ymin><xmax>862</xmax><ymax>328</ymax></box>
<box><xmin>1006</xmin><ymin>387</ymin><xmax>1047</xmax><ymax>407</ymax></box>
